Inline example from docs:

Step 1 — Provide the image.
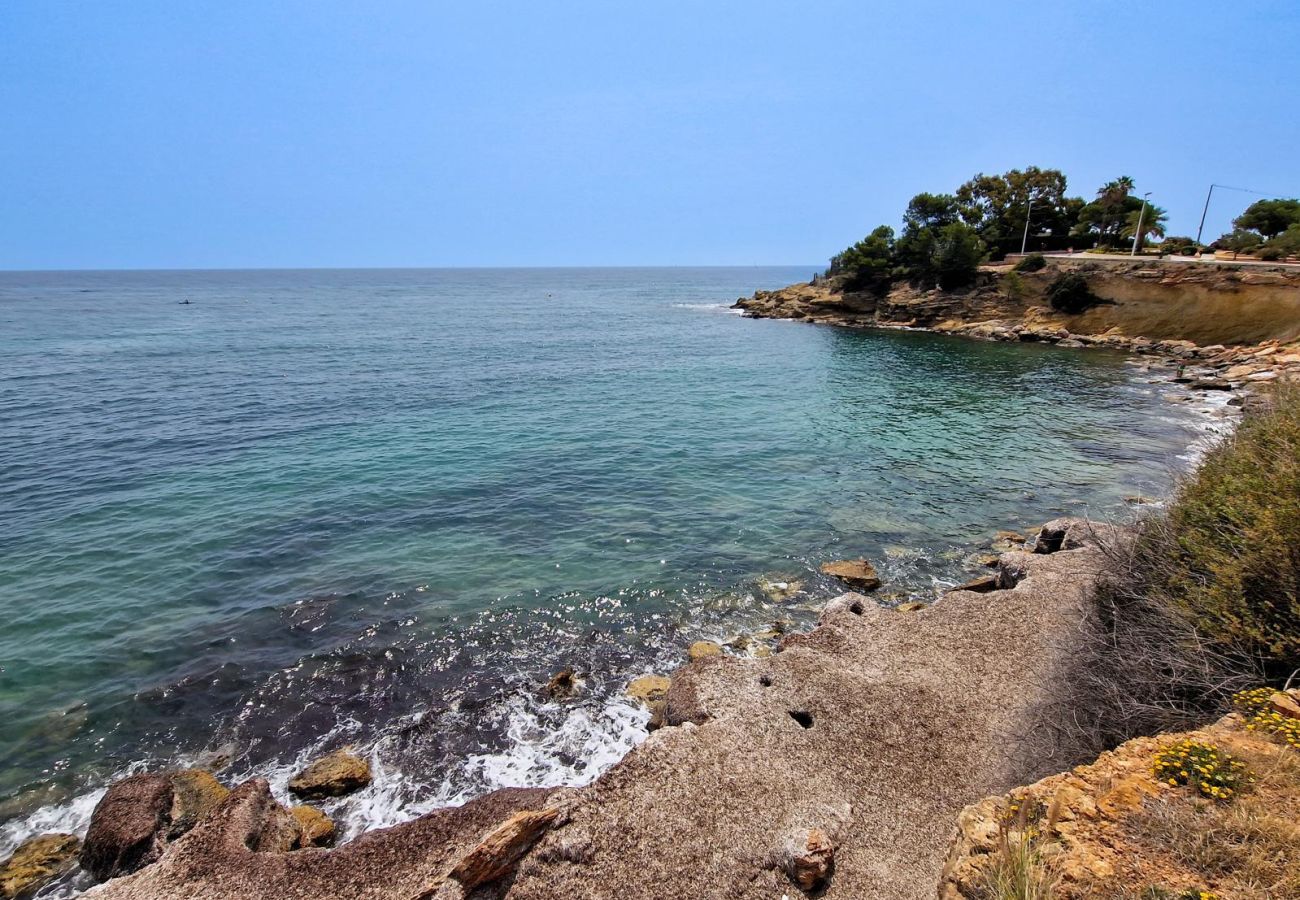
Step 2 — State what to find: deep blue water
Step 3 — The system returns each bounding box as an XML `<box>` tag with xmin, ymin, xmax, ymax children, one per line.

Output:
<box><xmin>0</xmin><ymin>267</ymin><xmax>1215</xmax><ymax>860</ymax></box>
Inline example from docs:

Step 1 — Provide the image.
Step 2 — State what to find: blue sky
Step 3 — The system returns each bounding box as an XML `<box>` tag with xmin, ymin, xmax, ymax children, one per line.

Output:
<box><xmin>2</xmin><ymin>1</ymin><xmax>1297</xmax><ymax>269</ymax></box>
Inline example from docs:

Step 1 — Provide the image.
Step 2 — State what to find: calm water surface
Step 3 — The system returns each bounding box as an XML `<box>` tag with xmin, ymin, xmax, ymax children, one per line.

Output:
<box><xmin>0</xmin><ymin>267</ymin><xmax>1218</xmax><ymax>876</ymax></box>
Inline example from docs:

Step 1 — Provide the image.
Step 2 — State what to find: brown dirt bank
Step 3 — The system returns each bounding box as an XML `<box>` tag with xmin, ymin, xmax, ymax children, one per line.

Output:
<box><xmin>87</xmin><ymin>521</ymin><xmax>1121</xmax><ymax>900</ymax></box>
<box><xmin>734</xmin><ymin>258</ymin><xmax>1300</xmax><ymax>350</ymax></box>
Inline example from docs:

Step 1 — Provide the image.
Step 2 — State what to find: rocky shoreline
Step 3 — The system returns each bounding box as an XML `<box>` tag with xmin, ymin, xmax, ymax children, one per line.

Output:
<box><xmin>7</xmin><ymin>518</ymin><xmax>1121</xmax><ymax>900</ymax></box>
<box><xmin>732</xmin><ymin>258</ymin><xmax>1300</xmax><ymax>392</ymax></box>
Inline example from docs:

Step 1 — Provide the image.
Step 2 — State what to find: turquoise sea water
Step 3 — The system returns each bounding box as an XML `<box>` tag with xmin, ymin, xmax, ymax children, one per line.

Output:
<box><xmin>0</xmin><ymin>267</ymin><xmax>1219</xmax><ymax>866</ymax></box>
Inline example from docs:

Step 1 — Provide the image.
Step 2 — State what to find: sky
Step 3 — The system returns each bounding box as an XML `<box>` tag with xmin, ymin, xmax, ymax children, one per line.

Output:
<box><xmin>2</xmin><ymin>1</ymin><xmax>1298</xmax><ymax>270</ymax></box>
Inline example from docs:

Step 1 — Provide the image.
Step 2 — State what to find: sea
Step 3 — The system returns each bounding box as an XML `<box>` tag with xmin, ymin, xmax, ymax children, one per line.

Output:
<box><xmin>0</xmin><ymin>266</ymin><xmax>1231</xmax><ymax>894</ymax></box>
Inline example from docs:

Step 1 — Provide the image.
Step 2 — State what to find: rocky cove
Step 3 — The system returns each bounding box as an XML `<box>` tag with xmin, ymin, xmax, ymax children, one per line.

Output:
<box><xmin>6</xmin><ymin>263</ymin><xmax>1300</xmax><ymax>899</ymax></box>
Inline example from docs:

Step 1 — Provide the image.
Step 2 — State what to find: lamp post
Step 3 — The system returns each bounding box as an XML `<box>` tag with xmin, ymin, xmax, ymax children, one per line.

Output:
<box><xmin>1020</xmin><ymin>196</ymin><xmax>1034</xmax><ymax>255</ymax></box>
<box><xmin>1130</xmin><ymin>192</ymin><xmax>1152</xmax><ymax>256</ymax></box>
<box><xmin>1195</xmin><ymin>184</ymin><xmax>1217</xmax><ymax>248</ymax></box>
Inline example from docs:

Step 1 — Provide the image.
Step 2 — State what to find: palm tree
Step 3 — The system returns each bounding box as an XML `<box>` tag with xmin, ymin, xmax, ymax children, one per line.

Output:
<box><xmin>1098</xmin><ymin>176</ymin><xmax>1135</xmax><ymax>204</ymax></box>
<box><xmin>1123</xmin><ymin>204</ymin><xmax>1168</xmax><ymax>251</ymax></box>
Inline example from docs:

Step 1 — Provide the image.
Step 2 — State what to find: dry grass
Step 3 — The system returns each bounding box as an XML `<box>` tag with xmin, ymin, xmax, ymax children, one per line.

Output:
<box><xmin>1127</xmin><ymin>744</ymin><xmax>1300</xmax><ymax>899</ymax></box>
<box><xmin>976</xmin><ymin>798</ymin><xmax>1062</xmax><ymax>900</ymax></box>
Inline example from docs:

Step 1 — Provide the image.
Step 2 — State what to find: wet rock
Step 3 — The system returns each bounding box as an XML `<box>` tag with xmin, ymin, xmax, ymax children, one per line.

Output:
<box><xmin>288</xmin><ymin>749</ymin><xmax>372</xmax><ymax>801</ymax></box>
<box><xmin>290</xmin><ymin>805</ymin><xmax>336</xmax><ymax>848</ymax></box>
<box><xmin>167</xmin><ymin>769</ymin><xmax>229</xmax><ymax>839</ymax></box>
<box><xmin>544</xmin><ymin>666</ymin><xmax>578</xmax><ymax>700</ymax></box>
<box><xmin>896</xmin><ymin>601</ymin><xmax>928</xmax><ymax>613</ymax></box>
<box><xmin>819</xmin><ymin>559</ymin><xmax>882</xmax><ymax>591</ymax></box>
<box><xmin>625</xmin><ymin>674</ymin><xmax>670</xmax><ymax>704</ymax></box>
<box><xmin>1192</xmin><ymin>378</ymin><xmax>1233</xmax><ymax>390</ymax></box>
<box><xmin>81</xmin><ymin>773</ymin><xmax>174</xmax><ymax>881</ymax></box>
<box><xmin>776</xmin><ymin>827</ymin><xmax>834</xmax><ymax>892</ymax></box>
<box><xmin>947</xmin><ymin>575</ymin><xmax>1000</xmax><ymax>594</ymax></box>
<box><xmin>1</xmin><ymin>832</ymin><xmax>79</xmax><ymax>899</ymax></box>
<box><xmin>687</xmin><ymin>640</ymin><xmax>722</xmax><ymax>661</ymax></box>
<box><xmin>756</xmin><ymin>577</ymin><xmax>803</xmax><ymax>602</ymax></box>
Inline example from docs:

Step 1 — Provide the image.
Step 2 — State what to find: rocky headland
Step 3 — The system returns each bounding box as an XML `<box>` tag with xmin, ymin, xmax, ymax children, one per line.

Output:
<box><xmin>734</xmin><ymin>257</ymin><xmax>1300</xmax><ymax>385</ymax></box>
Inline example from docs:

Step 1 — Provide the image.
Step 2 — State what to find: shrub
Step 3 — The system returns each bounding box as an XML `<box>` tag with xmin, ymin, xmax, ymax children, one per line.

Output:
<box><xmin>1045</xmin><ymin>272</ymin><xmax>1102</xmax><ymax>314</ymax></box>
<box><xmin>1014</xmin><ymin>252</ymin><xmax>1047</xmax><ymax>273</ymax></box>
<box><xmin>1152</xmin><ymin>739</ymin><xmax>1252</xmax><ymax>801</ymax></box>
<box><xmin>1148</xmin><ymin>387</ymin><xmax>1300</xmax><ymax>671</ymax></box>
<box><xmin>1256</xmin><ymin>245</ymin><xmax>1284</xmax><ymax>261</ymax></box>
<box><xmin>1003</xmin><ymin>270</ymin><xmax>1026</xmax><ymax>300</ymax></box>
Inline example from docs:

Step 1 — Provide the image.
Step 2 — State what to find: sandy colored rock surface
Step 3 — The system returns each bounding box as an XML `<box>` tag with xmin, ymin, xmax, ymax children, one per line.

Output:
<box><xmin>289</xmin><ymin>806</ymin><xmax>335</xmax><ymax>848</ymax></box>
<box><xmin>0</xmin><ymin>832</ymin><xmax>79</xmax><ymax>899</ymax></box>
<box><xmin>287</xmin><ymin>749</ymin><xmax>371</xmax><ymax>800</ymax></box>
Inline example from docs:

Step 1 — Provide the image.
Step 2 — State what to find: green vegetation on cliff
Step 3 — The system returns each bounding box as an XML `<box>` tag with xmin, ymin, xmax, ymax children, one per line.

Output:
<box><xmin>1149</xmin><ymin>388</ymin><xmax>1300</xmax><ymax>671</ymax></box>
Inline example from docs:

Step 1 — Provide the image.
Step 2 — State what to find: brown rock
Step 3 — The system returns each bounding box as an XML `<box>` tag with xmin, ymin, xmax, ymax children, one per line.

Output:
<box><xmin>448</xmin><ymin>807</ymin><xmax>559</xmax><ymax>891</ymax></box>
<box><xmin>687</xmin><ymin>640</ymin><xmax>722</xmax><ymax>661</ymax></box>
<box><xmin>288</xmin><ymin>749</ymin><xmax>372</xmax><ymax>801</ymax></box>
<box><xmin>947</xmin><ymin>575</ymin><xmax>1000</xmax><ymax>594</ymax></box>
<box><xmin>80</xmin><ymin>773</ymin><xmax>174</xmax><ymax>882</ymax></box>
<box><xmin>1</xmin><ymin>833</ymin><xmax>79</xmax><ymax>899</ymax></box>
<box><xmin>820</xmin><ymin>559</ymin><xmax>882</xmax><ymax>591</ymax></box>
<box><xmin>167</xmin><ymin>769</ymin><xmax>229</xmax><ymax>839</ymax></box>
<box><xmin>290</xmin><ymin>805</ymin><xmax>336</xmax><ymax>848</ymax></box>
<box><xmin>778</xmin><ymin>827</ymin><xmax>834</xmax><ymax>892</ymax></box>
<box><xmin>1268</xmin><ymin>691</ymin><xmax>1300</xmax><ymax>719</ymax></box>
<box><xmin>544</xmin><ymin>666</ymin><xmax>578</xmax><ymax>700</ymax></box>
<box><xmin>625</xmin><ymin>674</ymin><xmax>670</xmax><ymax>704</ymax></box>
<box><xmin>896</xmin><ymin>601</ymin><xmax>928</xmax><ymax>613</ymax></box>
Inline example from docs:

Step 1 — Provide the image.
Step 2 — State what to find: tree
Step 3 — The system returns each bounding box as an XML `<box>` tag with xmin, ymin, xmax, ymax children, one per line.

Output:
<box><xmin>1122</xmin><ymin>203</ymin><xmax>1168</xmax><ymax>250</ymax></box>
<box><xmin>1216</xmin><ymin>229</ymin><xmax>1263</xmax><ymax>259</ymax></box>
<box><xmin>932</xmin><ymin>222</ymin><xmax>985</xmax><ymax>289</ymax></box>
<box><xmin>1074</xmin><ymin>177</ymin><xmax>1152</xmax><ymax>248</ymax></box>
<box><xmin>954</xmin><ymin>167</ymin><xmax>1080</xmax><ymax>258</ymax></box>
<box><xmin>1269</xmin><ymin>224</ymin><xmax>1300</xmax><ymax>256</ymax></box>
<box><xmin>828</xmin><ymin>225</ymin><xmax>896</xmax><ymax>294</ymax></box>
<box><xmin>1233</xmin><ymin>199</ymin><xmax>1300</xmax><ymax>240</ymax></box>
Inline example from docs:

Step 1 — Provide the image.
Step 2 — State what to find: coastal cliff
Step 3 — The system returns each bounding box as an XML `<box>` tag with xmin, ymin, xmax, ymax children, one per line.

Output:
<box><xmin>734</xmin><ymin>257</ymin><xmax>1300</xmax><ymax>350</ymax></box>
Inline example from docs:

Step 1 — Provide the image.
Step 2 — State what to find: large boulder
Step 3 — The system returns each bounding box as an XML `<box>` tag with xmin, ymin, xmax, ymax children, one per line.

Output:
<box><xmin>820</xmin><ymin>559</ymin><xmax>882</xmax><ymax>591</ymax></box>
<box><xmin>288</xmin><ymin>749</ymin><xmax>371</xmax><ymax>801</ymax></box>
<box><xmin>80</xmin><ymin>774</ymin><xmax>174</xmax><ymax>881</ymax></box>
<box><xmin>0</xmin><ymin>832</ymin><xmax>79</xmax><ymax>899</ymax></box>
<box><xmin>80</xmin><ymin>769</ymin><xmax>231</xmax><ymax>883</ymax></box>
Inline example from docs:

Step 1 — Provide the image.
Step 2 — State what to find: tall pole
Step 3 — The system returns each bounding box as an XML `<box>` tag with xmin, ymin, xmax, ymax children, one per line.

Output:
<box><xmin>1196</xmin><ymin>184</ymin><xmax>1216</xmax><ymax>247</ymax></box>
<box><xmin>1131</xmin><ymin>192</ymin><xmax>1151</xmax><ymax>256</ymax></box>
<box><xmin>1020</xmin><ymin>197</ymin><xmax>1034</xmax><ymax>254</ymax></box>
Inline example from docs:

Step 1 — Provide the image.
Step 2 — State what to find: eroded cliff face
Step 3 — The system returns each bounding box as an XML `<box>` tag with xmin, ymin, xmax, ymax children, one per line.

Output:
<box><xmin>734</xmin><ymin>259</ymin><xmax>1300</xmax><ymax>349</ymax></box>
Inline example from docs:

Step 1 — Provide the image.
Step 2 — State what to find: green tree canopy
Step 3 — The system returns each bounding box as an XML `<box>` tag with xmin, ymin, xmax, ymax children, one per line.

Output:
<box><xmin>1233</xmin><ymin>199</ymin><xmax>1300</xmax><ymax>239</ymax></box>
<box><xmin>954</xmin><ymin>167</ymin><xmax>1080</xmax><ymax>258</ymax></box>
<box><xmin>1122</xmin><ymin>203</ymin><xmax>1168</xmax><ymax>250</ymax></box>
<box><xmin>1074</xmin><ymin>176</ymin><xmax>1152</xmax><ymax>247</ymax></box>
<box><xmin>828</xmin><ymin>225</ymin><xmax>896</xmax><ymax>294</ymax></box>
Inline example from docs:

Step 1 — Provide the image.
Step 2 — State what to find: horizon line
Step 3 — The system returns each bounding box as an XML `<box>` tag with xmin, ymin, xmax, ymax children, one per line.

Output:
<box><xmin>0</xmin><ymin>263</ymin><xmax>822</xmax><ymax>275</ymax></box>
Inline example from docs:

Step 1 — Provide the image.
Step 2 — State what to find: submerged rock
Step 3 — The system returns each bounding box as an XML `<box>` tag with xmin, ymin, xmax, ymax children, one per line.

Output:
<box><xmin>0</xmin><ymin>832</ymin><xmax>79</xmax><ymax>899</ymax></box>
<box><xmin>288</xmin><ymin>749</ymin><xmax>372</xmax><ymax>801</ymax></box>
<box><xmin>290</xmin><ymin>805</ymin><xmax>336</xmax><ymax>848</ymax></box>
<box><xmin>81</xmin><ymin>773</ymin><xmax>174</xmax><ymax>882</ymax></box>
<box><xmin>544</xmin><ymin>666</ymin><xmax>579</xmax><ymax>700</ymax></box>
<box><xmin>819</xmin><ymin>559</ymin><xmax>882</xmax><ymax>591</ymax></box>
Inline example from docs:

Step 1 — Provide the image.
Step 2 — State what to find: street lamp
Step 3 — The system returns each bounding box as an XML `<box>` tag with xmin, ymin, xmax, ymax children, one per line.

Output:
<box><xmin>1020</xmin><ymin>196</ymin><xmax>1035</xmax><ymax>255</ymax></box>
<box><xmin>1130</xmin><ymin>192</ymin><xmax>1152</xmax><ymax>257</ymax></box>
